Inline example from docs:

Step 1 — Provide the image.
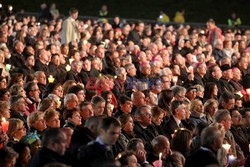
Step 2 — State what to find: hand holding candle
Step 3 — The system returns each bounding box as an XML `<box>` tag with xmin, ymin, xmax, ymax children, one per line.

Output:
<box><xmin>6</xmin><ymin>64</ymin><xmax>11</xmax><ymax>71</ymax></box>
<box><xmin>188</xmin><ymin>66</ymin><xmax>193</xmax><ymax>73</ymax></box>
<box><xmin>48</xmin><ymin>75</ymin><xmax>55</xmax><ymax>83</ymax></box>
<box><xmin>66</xmin><ymin>64</ymin><xmax>71</xmax><ymax>71</ymax></box>
<box><xmin>1</xmin><ymin>117</ymin><xmax>9</xmax><ymax>132</ymax></box>
<box><xmin>69</xmin><ymin>58</ymin><xmax>74</xmax><ymax>64</ymax></box>
<box><xmin>172</xmin><ymin>76</ymin><xmax>178</xmax><ymax>83</ymax></box>
<box><xmin>222</xmin><ymin>143</ymin><xmax>231</xmax><ymax>154</ymax></box>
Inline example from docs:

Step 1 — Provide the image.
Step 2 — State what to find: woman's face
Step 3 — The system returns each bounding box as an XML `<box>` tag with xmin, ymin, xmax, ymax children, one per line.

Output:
<box><xmin>46</xmin><ymin>115</ymin><xmax>60</xmax><ymax>128</ymax></box>
<box><xmin>53</xmin><ymin>86</ymin><xmax>63</xmax><ymax>98</ymax></box>
<box><xmin>123</xmin><ymin>117</ymin><xmax>134</xmax><ymax>133</ymax></box>
<box><xmin>0</xmin><ymin>78</ymin><xmax>7</xmax><ymax>89</ymax></box>
<box><xmin>20</xmin><ymin>146</ymin><xmax>31</xmax><ymax>165</ymax></box>
<box><xmin>195</xmin><ymin>100</ymin><xmax>204</xmax><ymax>113</ymax></box>
<box><xmin>208</xmin><ymin>103</ymin><xmax>218</xmax><ymax>116</ymax></box>
<box><xmin>212</xmin><ymin>85</ymin><xmax>218</xmax><ymax>97</ymax></box>
<box><xmin>14</xmin><ymin>123</ymin><xmax>26</xmax><ymax>140</ymax></box>
<box><xmin>2</xmin><ymin>91</ymin><xmax>10</xmax><ymax>101</ymax></box>
<box><xmin>153</xmin><ymin>113</ymin><xmax>164</xmax><ymax>126</ymax></box>
<box><xmin>71</xmin><ymin>111</ymin><xmax>82</xmax><ymax>126</ymax></box>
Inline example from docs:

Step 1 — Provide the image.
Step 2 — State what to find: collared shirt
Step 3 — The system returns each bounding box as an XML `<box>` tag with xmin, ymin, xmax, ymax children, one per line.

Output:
<box><xmin>173</xmin><ymin>115</ymin><xmax>181</xmax><ymax>127</ymax></box>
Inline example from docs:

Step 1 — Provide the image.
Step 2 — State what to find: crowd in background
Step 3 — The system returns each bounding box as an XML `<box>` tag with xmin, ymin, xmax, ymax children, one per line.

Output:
<box><xmin>0</xmin><ymin>4</ymin><xmax>249</xmax><ymax>167</ymax></box>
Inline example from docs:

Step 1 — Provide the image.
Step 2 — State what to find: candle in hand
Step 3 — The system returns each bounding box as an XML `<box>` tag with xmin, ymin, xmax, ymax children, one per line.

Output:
<box><xmin>1</xmin><ymin>117</ymin><xmax>9</xmax><ymax>132</ymax></box>
<box><xmin>222</xmin><ymin>143</ymin><xmax>231</xmax><ymax>154</ymax></box>
<box><xmin>48</xmin><ymin>75</ymin><xmax>55</xmax><ymax>83</ymax></box>
<box><xmin>159</xmin><ymin>152</ymin><xmax>162</xmax><ymax>160</ymax></box>
<box><xmin>66</xmin><ymin>64</ymin><xmax>71</xmax><ymax>71</ymax></box>
<box><xmin>188</xmin><ymin>66</ymin><xmax>193</xmax><ymax>73</ymax></box>
<box><xmin>69</xmin><ymin>58</ymin><xmax>74</xmax><ymax>64</ymax></box>
<box><xmin>6</xmin><ymin>64</ymin><xmax>11</xmax><ymax>71</ymax></box>
<box><xmin>172</xmin><ymin>76</ymin><xmax>178</xmax><ymax>83</ymax></box>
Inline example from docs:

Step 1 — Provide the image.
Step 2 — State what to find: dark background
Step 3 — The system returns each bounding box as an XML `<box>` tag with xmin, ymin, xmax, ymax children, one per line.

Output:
<box><xmin>3</xmin><ymin>0</ymin><xmax>250</xmax><ymax>25</ymax></box>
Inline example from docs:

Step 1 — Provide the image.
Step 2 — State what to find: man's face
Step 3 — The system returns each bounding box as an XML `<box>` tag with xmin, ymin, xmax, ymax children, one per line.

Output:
<box><xmin>93</xmin><ymin>101</ymin><xmax>105</xmax><ymax>116</ymax></box>
<box><xmin>82</xmin><ymin>60</ymin><xmax>91</xmax><ymax>71</ymax></box>
<box><xmin>231</xmin><ymin>110</ymin><xmax>242</xmax><ymax>126</ymax></box>
<box><xmin>140</xmin><ymin>64</ymin><xmax>151</xmax><ymax>76</ymax></box>
<box><xmin>102</xmin><ymin>124</ymin><xmax>121</xmax><ymax>145</ymax></box>
<box><xmin>175</xmin><ymin>104</ymin><xmax>186</xmax><ymax>120</ymax></box>
<box><xmin>32</xmin><ymin>116</ymin><xmax>47</xmax><ymax>132</ymax></box>
<box><xmin>30</xmin><ymin>84</ymin><xmax>41</xmax><ymax>102</ymax></box>
<box><xmin>244</xmin><ymin>111</ymin><xmax>250</xmax><ymax>127</ymax></box>
<box><xmin>161</xmin><ymin>140</ymin><xmax>171</xmax><ymax>158</ymax></box>
<box><xmin>26</xmin><ymin>56</ymin><xmax>35</xmax><ymax>67</ymax></box>
<box><xmin>232</xmin><ymin>68</ymin><xmax>242</xmax><ymax>81</ymax></box>
<box><xmin>139</xmin><ymin>107</ymin><xmax>152</xmax><ymax>126</ymax></box>
<box><xmin>222</xmin><ymin>99</ymin><xmax>235</xmax><ymax>110</ymax></box>
<box><xmin>212</xmin><ymin>66</ymin><xmax>222</xmax><ymax>80</ymax></box>
<box><xmin>54</xmin><ymin>133</ymin><xmax>67</xmax><ymax>156</ymax></box>
<box><xmin>37</xmin><ymin>72</ymin><xmax>46</xmax><ymax>85</ymax></box>
<box><xmin>161</xmin><ymin>76</ymin><xmax>171</xmax><ymax>90</ymax></box>
<box><xmin>17</xmin><ymin>98</ymin><xmax>28</xmax><ymax>113</ymax></box>
<box><xmin>120</xmin><ymin>100</ymin><xmax>133</xmax><ymax>114</ymax></box>
<box><xmin>127</xmin><ymin>65</ymin><xmax>137</xmax><ymax>77</ymax></box>
<box><xmin>80</xmin><ymin>104</ymin><xmax>94</xmax><ymax>120</ymax></box>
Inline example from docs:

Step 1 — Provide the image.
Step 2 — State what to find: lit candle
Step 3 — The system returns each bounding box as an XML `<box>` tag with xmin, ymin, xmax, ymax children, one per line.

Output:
<box><xmin>247</xmin><ymin>88</ymin><xmax>250</xmax><ymax>94</ymax></box>
<box><xmin>228</xmin><ymin>155</ymin><xmax>236</xmax><ymax>163</ymax></box>
<box><xmin>222</xmin><ymin>143</ymin><xmax>231</xmax><ymax>154</ymax></box>
<box><xmin>1</xmin><ymin>117</ymin><xmax>9</xmax><ymax>132</ymax></box>
<box><xmin>188</xmin><ymin>66</ymin><xmax>193</xmax><ymax>73</ymax></box>
<box><xmin>159</xmin><ymin>152</ymin><xmax>162</xmax><ymax>161</ymax></box>
<box><xmin>48</xmin><ymin>75</ymin><xmax>55</xmax><ymax>83</ymax></box>
<box><xmin>249</xmin><ymin>144</ymin><xmax>250</xmax><ymax>152</ymax></box>
<box><xmin>65</xmin><ymin>64</ymin><xmax>71</xmax><ymax>71</ymax></box>
<box><xmin>69</xmin><ymin>58</ymin><xmax>74</xmax><ymax>64</ymax></box>
<box><xmin>57</xmin><ymin>100</ymin><xmax>61</xmax><ymax>108</ymax></box>
<box><xmin>172</xmin><ymin>76</ymin><xmax>178</xmax><ymax>83</ymax></box>
<box><xmin>6</xmin><ymin>64</ymin><xmax>11</xmax><ymax>71</ymax></box>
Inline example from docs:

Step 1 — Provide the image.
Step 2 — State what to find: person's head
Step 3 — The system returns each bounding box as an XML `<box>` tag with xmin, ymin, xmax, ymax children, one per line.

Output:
<box><xmin>82</xmin><ymin>57</ymin><xmax>91</xmax><ymax>72</ymax></box>
<box><xmin>221</xmin><ymin>64</ymin><xmax>233</xmax><ymax>80</ymax></box>
<box><xmin>119</xmin><ymin>151</ymin><xmax>139</xmax><ymax>167</ymax></box>
<box><xmin>214</xmin><ymin>109</ymin><xmax>232</xmax><ymax>131</ymax></box>
<box><xmin>214</xmin><ymin>39</ymin><xmax>223</xmax><ymax>50</ymax></box>
<box><xmin>91</xmin><ymin>95</ymin><xmax>106</xmax><ymax>116</ymax></box>
<box><xmin>116</xmin><ymin>67</ymin><xmax>127</xmax><ymax>82</ymax></box>
<box><xmin>0</xmin><ymin>101</ymin><xmax>10</xmax><ymax>119</ymax></box>
<box><xmin>37</xmin><ymin>49</ymin><xmax>49</xmax><ymax>63</ymax></box>
<box><xmin>9</xmin><ymin>73</ymin><xmax>24</xmax><ymax>87</ymax></box>
<box><xmin>44</xmin><ymin>109</ymin><xmax>60</xmax><ymax>128</ymax></box>
<box><xmin>241</xmin><ymin>109</ymin><xmax>250</xmax><ymax>127</ymax></box>
<box><xmin>232</xmin><ymin>67</ymin><xmax>242</xmax><ymax>82</ymax></box>
<box><xmin>0</xmin><ymin>89</ymin><xmax>10</xmax><ymax>101</ymax></box>
<box><xmin>206</xmin><ymin>19</ymin><xmax>216</xmax><ymax>30</ymax></box>
<box><xmin>10</xmin><ymin>95</ymin><xmax>28</xmax><ymax>113</ymax></box>
<box><xmin>230</xmin><ymin>108</ymin><xmax>242</xmax><ymax>126</ymax></box>
<box><xmin>158</xmin><ymin>89</ymin><xmax>174</xmax><ymax>111</ymax></box>
<box><xmin>190</xmin><ymin>99</ymin><xmax>204</xmax><ymax>114</ymax></box>
<box><xmin>135</xmin><ymin>21</ymin><xmax>144</xmax><ymax>33</ymax></box>
<box><xmin>69</xmin><ymin>8</ymin><xmax>78</xmax><ymax>20</ymax></box>
<box><xmin>0</xmin><ymin>76</ymin><xmax>7</xmax><ymax>89</ymax></box>
<box><xmin>204</xmin><ymin>82</ymin><xmax>218</xmax><ymax>99</ymax></box>
<box><xmin>68</xmin><ymin>84</ymin><xmax>85</xmax><ymax>102</ymax></box>
<box><xmin>204</xmin><ymin>99</ymin><xmax>218</xmax><ymax>118</ymax></box>
<box><xmin>171</xmin><ymin>128</ymin><xmax>192</xmax><ymax>155</ymax></box>
<box><xmin>42</xmin><ymin>128</ymin><xmax>67</xmax><ymax>156</ymax></box>
<box><xmin>131</xmin><ymin>91</ymin><xmax>145</xmax><ymax>107</ymax></box>
<box><xmin>170</xmin><ymin>100</ymin><xmax>186</xmax><ymax>120</ymax></box>
<box><xmin>0</xmin><ymin>146</ymin><xmax>18</xmax><ymax>167</ymax></box>
<box><xmin>171</xmin><ymin>86</ymin><xmax>186</xmax><ymax>101</ymax></box>
<box><xmin>125</xmin><ymin>63</ymin><xmax>137</xmax><ymax>77</ymax></box>
<box><xmin>219</xmin><ymin>91</ymin><xmax>235</xmax><ymax>110</ymax></box>
<box><xmin>209</xmin><ymin>64</ymin><xmax>222</xmax><ymax>80</ymax></box>
<box><xmin>151</xmin><ymin>106</ymin><xmax>165</xmax><ymax>126</ymax></box>
<box><xmin>79</xmin><ymin>101</ymin><xmax>94</xmax><ymax>121</ymax></box>
<box><xmin>185</xmin><ymin>86</ymin><xmax>197</xmax><ymax>101</ymax></box>
<box><xmin>27</xmin><ymin>111</ymin><xmax>46</xmax><ymax>132</ymax></box>
<box><xmin>34</xmin><ymin>71</ymin><xmax>47</xmax><ymax>85</ymax></box>
<box><xmin>23</xmin><ymin>52</ymin><xmax>35</xmax><ymax>68</ymax></box>
<box><xmin>118</xmin><ymin>114</ymin><xmax>134</xmax><ymax>134</ymax></box>
<box><xmin>85</xmin><ymin>116</ymin><xmax>101</xmax><ymax>137</ymax></box>
<box><xmin>98</xmin><ymin>117</ymin><xmax>121</xmax><ymax>145</ymax></box>
<box><xmin>139</xmin><ymin>62</ymin><xmax>151</xmax><ymax>76</ymax></box>
<box><xmin>201</xmin><ymin>122</ymin><xmax>225</xmax><ymax>151</ymax></box>
<box><xmin>24</xmin><ymin>82</ymin><xmax>41</xmax><ymax>102</ymax></box>
<box><xmin>119</xmin><ymin>95</ymin><xmax>133</xmax><ymax>114</ymax></box>
<box><xmin>14</xmin><ymin>40</ymin><xmax>24</xmax><ymax>54</ymax></box>
<box><xmin>13</xmin><ymin>143</ymin><xmax>31</xmax><ymax>166</ymax></box>
<box><xmin>7</xmin><ymin>118</ymin><xmax>26</xmax><ymax>140</ymax></box>
<box><xmin>63</xmin><ymin>108</ymin><xmax>82</xmax><ymax>126</ymax></box>
<box><xmin>9</xmin><ymin>84</ymin><xmax>26</xmax><ymax>98</ymax></box>
<box><xmin>71</xmin><ymin>60</ymin><xmax>82</xmax><ymax>73</ymax></box>
<box><xmin>62</xmin><ymin>80</ymin><xmax>77</xmax><ymax>94</ymax></box>
<box><xmin>127</xmin><ymin>138</ymin><xmax>146</xmax><ymax>163</ymax></box>
<box><xmin>135</xmin><ymin>105</ymin><xmax>152</xmax><ymax>127</ymax></box>
<box><xmin>64</xmin><ymin>93</ymin><xmax>79</xmax><ymax>109</ymax></box>
<box><xmin>151</xmin><ymin>135</ymin><xmax>171</xmax><ymax>158</ymax></box>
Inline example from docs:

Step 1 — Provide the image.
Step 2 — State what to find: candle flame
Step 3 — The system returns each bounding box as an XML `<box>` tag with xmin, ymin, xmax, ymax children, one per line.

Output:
<box><xmin>2</xmin><ymin>117</ymin><xmax>6</xmax><ymax>122</ymax></box>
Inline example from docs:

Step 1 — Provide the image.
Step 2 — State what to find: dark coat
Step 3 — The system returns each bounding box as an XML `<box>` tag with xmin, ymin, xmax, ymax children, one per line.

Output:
<box><xmin>27</xmin><ymin>147</ymin><xmax>65</xmax><ymax>167</ymax></box>
<box><xmin>163</xmin><ymin>115</ymin><xmax>182</xmax><ymax>140</ymax></box>
<box><xmin>14</xmin><ymin>65</ymin><xmax>35</xmax><ymax>76</ymax></box>
<box><xmin>127</xmin><ymin>30</ymin><xmax>142</xmax><ymax>46</ymax></box>
<box><xmin>10</xmin><ymin>51</ymin><xmax>25</xmax><ymax>69</ymax></box>
<box><xmin>77</xmin><ymin>141</ymin><xmax>115</xmax><ymax>167</ymax></box>
<box><xmin>65</xmin><ymin>70</ymin><xmax>83</xmax><ymax>83</ymax></box>
<box><xmin>185</xmin><ymin>146</ymin><xmax>220</xmax><ymax>167</ymax></box>
<box><xmin>193</xmin><ymin>72</ymin><xmax>206</xmax><ymax>88</ymax></box>
<box><xmin>34</xmin><ymin>59</ymin><xmax>49</xmax><ymax>76</ymax></box>
<box><xmin>10</xmin><ymin>110</ymin><xmax>28</xmax><ymax>130</ymax></box>
<box><xmin>220</xmin><ymin>77</ymin><xmax>235</xmax><ymax>93</ymax></box>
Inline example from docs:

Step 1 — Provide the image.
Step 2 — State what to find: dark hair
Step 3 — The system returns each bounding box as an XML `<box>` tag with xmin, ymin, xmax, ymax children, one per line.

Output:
<box><xmin>24</xmin><ymin>81</ymin><xmax>37</xmax><ymax>93</ymax></box>
<box><xmin>0</xmin><ymin>146</ymin><xmax>18</xmax><ymax>166</ymax></box>
<box><xmin>42</xmin><ymin>128</ymin><xmax>64</xmax><ymax>147</ymax></box>
<box><xmin>158</xmin><ymin>89</ymin><xmax>174</xmax><ymax>111</ymax></box>
<box><xmin>118</xmin><ymin>95</ymin><xmax>131</xmax><ymax>105</ymax></box>
<box><xmin>127</xmin><ymin>138</ymin><xmax>144</xmax><ymax>151</ymax></box>
<box><xmin>98</xmin><ymin>116</ymin><xmax>121</xmax><ymax>131</ymax></box>
<box><xmin>79</xmin><ymin>101</ymin><xmax>91</xmax><ymax>109</ymax></box>
<box><xmin>68</xmin><ymin>84</ymin><xmax>84</xmax><ymax>95</ymax></box>
<box><xmin>203</xmin><ymin>82</ymin><xmax>217</xmax><ymax>100</ymax></box>
<box><xmin>170</xmin><ymin>100</ymin><xmax>184</xmax><ymax>115</ymax></box>
<box><xmin>69</xmin><ymin>8</ymin><xmax>78</xmax><ymax>14</ymax></box>
<box><xmin>100</xmin><ymin>91</ymin><xmax>112</xmax><ymax>102</ymax></box>
<box><xmin>63</xmin><ymin>108</ymin><xmax>79</xmax><ymax>120</ymax></box>
<box><xmin>118</xmin><ymin>114</ymin><xmax>132</xmax><ymax>128</ymax></box>
<box><xmin>219</xmin><ymin>91</ymin><xmax>235</xmax><ymax>104</ymax></box>
<box><xmin>171</xmin><ymin>128</ymin><xmax>192</xmax><ymax>156</ymax></box>
<box><xmin>85</xmin><ymin>89</ymin><xmax>97</xmax><ymax>102</ymax></box>
<box><xmin>91</xmin><ymin>95</ymin><xmax>105</xmax><ymax>106</ymax></box>
<box><xmin>119</xmin><ymin>151</ymin><xmax>136</xmax><ymax>166</ymax></box>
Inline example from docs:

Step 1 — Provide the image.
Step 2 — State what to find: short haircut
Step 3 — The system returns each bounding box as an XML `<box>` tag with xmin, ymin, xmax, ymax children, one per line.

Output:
<box><xmin>151</xmin><ymin>106</ymin><xmax>164</xmax><ymax>118</ymax></box>
<box><xmin>79</xmin><ymin>101</ymin><xmax>91</xmax><ymax>109</ymax></box>
<box><xmin>127</xmin><ymin>138</ymin><xmax>144</xmax><ymax>151</ymax></box>
<box><xmin>91</xmin><ymin>95</ymin><xmax>105</xmax><ymax>106</ymax></box>
<box><xmin>37</xmin><ymin>98</ymin><xmax>53</xmax><ymax>112</ymax></box>
<box><xmin>85</xmin><ymin>116</ymin><xmax>101</xmax><ymax>128</ymax></box>
<box><xmin>0</xmin><ymin>101</ymin><xmax>9</xmax><ymax>113</ymax></box>
<box><xmin>170</xmin><ymin>100</ymin><xmax>184</xmax><ymax>115</ymax></box>
<box><xmin>63</xmin><ymin>108</ymin><xmax>79</xmax><ymax>120</ymax></box>
<box><xmin>214</xmin><ymin>109</ymin><xmax>230</xmax><ymax>123</ymax></box>
<box><xmin>70</xmin><ymin>8</ymin><xmax>78</xmax><ymax>14</ymax></box>
<box><xmin>68</xmin><ymin>84</ymin><xmax>84</xmax><ymax>95</ymax></box>
<box><xmin>204</xmin><ymin>99</ymin><xmax>218</xmax><ymax>114</ymax></box>
<box><xmin>151</xmin><ymin>135</ymin><xmax>169</xmax><ymax>147</ymax></box>
<box><xmin>98</xmin><ymin>116</ymin><xmax>121</xmax><ymax>131</ymax></box>
<box><xmin>0</xmin><ymin>146</ymin><xmax>18</xmax><ymax>166</ymax></box>
<box><xmin>171</xmin><ymin>86</ymin><xmax>186</xmax><ymax>97</ymax></box>
<box><xmin>118</xmin><ymin>114</ymin><xmax>132</xmax><ymax>128</ymax></box>
<box><xmin>42</xmin><ymin>128</ymin><xmax>64</xmax><ymax>147</ymax></box>
<box><xmin>119</xmin><ymin>95</ymin><xmax>132</xmax><ymax>105</ymax></box>
<box><xmin>64</xmin><ymin>93</ymin><xmax>78</xmax><ymax>106</ymax></box>
<box><xmin>44</xmin><ymin>109</ymin><xmax>60</xmax><ymax>122</ymax></box>
<box><xmin>219</xmin><ymin>91</ymin><xmax>235</xmax><ymax>104</ymax></box>
<box><xmin>135</xmin><ymin>105</ymin><xmax>151</xmax><ymax>116</ymax></box>
<box><xmin>201</xmin><ymin>123</ymin><xmax>224</xmax><ymax>146</ymax></box>
<box><xmin>10</xmin><ymin>95</ymin><xmax>24</xmax><ymax>109</ymax></box>
<box><xmin>24</xmin><ymin>81</ymin><xmax>37</xmax><ymax>93</ymax></box>
<box><xmin>27</xmin><ymin>111</ymin><xmax>44</xmax><ymax>127</ymax></box>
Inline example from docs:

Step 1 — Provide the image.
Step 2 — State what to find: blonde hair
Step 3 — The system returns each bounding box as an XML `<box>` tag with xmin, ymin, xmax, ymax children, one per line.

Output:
<box><xmin>204</xmin><ymin>99</ymin><xmax>218</xmax><ymax>114</ymax></box>
<box><xmin>27</xmin><ymin>111</ymin><xmax>44</xmax><ymax>127</ymax></box>
<box><xmin>7</xmin><ymin>118</ymin><xmax>23</xmax><ymax>138</ymax></box>
<box><xmin>44</xmin><ymin>109</ymin><xmax>60</xmax><ymax>122</ymax></box>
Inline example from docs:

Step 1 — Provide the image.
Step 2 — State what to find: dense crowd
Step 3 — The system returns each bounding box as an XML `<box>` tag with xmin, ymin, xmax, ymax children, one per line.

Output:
<box><xmin>0</xmin><ymin>6</ymin><xmax>249</xmax><ymax>167</ymax></box>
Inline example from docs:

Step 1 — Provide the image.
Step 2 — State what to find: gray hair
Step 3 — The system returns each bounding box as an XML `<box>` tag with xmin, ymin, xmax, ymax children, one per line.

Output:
<box><xmin>171</xmin><ymin>85</ymin><xmax>186</xmax><ymax>97</ymax></box>
<box><xmin>201</xmin><ymin>123</ymin><xmax>224</xmax><ymax>147</ymax></box>
<box><xmin>151</xmin><ymin>135</ymin><xmax>169</xmax><ymax>147</ymax></box>
<box><xmin>64</xmin><ymin>93</ymin><xmax>78</xmax><ymax>106</ymax></box>
<box><xmin>214</xmin><ymin>109</ymin><xmax>230</xmax><ymax>123</ymax></box>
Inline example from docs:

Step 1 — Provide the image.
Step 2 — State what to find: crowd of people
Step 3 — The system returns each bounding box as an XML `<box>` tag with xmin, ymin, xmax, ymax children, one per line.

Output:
<box><xmin>0</xmin><ymin>5</ymin><xmax>249</xmax><ymax>167</ymax></box>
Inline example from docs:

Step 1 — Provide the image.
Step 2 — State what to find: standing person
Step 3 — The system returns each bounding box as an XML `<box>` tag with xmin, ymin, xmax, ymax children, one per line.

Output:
<box><xmin>61</xmin><ymin>8</ymin><xmax>79</xmax><ymax>44</ymax></box>
<box><xmin>206</xmin><ymin>19</ymin><xmax>222</xmax><ymax>48</ymax></box>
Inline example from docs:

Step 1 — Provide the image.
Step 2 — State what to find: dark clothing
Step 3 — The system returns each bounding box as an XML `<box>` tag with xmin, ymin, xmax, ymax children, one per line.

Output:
<box><xmin>127</xmin><ymin>30</ymin><xmax>142</xmax><ymax>46</ymax></box>
<box><xmin>181</xmin><ymin>119</ymin><xmax>195</xmax><ymax>132</ymax></box>
<box><xmin>229</xmin><ymin>79</ymin><xmax>243</xmax><ymax>92</ymax></box>
<box><xmin>34</xmin><ymin>59</ymin><xmax>49</xmax><ymax>76</ymax></box>
<box><xmin>10</xmin><ymin>110</ymin><xmax>28</xmax><ymax>130</ymax></box>
<box><xmin>208</xmin><ymin>77</ymin><xmax>223</xmax><ymax>97</ymax></box>
<box><xmin>10</xmin><ymin>51</ymin><xmax>25</xmax><ymax>69</ymax></box>
<box><xmin>147</xmin><ymin>152</ymin><xmax>176</xmax><ymax>167</ymax></box>
<box><xmin>25</xmin><ymin>35</ymin><xmax>36</xmax><ymax>47</ymax></box>
<box><xmin>27</xmin><ymin>147</ymin><xmax>65</xmax><ymax>167</ymax></box>
<box><xmin>112</xmin><ymin>78</ymin><xmax>126</xmax><ymax>99</ymax></box>
<box><xmin>14</xmin><ymin>65</ymin><xmax>35</xmax><ymax>76</ymax></box>
<box><xmin>193</xmin><ymin>73</ymin><xmax>206</xmax><ymax>88</ymax></box>
<box><xmin>78</xmin><ymin>141</ymin><xmax>115</xmax><ymax>167</ymax></box>
<box><xmin>133</xmin><ymin>121</ymin><xmax>158</xmax><ymax>151</ymax></box>
<box><xmin>70</xmin><ymin>126</ymin><xmax>95</xmax><ymax>157</ymax></box>
<box><xmin>38</xmin><ymin>83</ymin><xmax>46</xmax><ymax>98</ymax></box>
<box><xmin>163</xmin><ymin>115</ymin><xmax>183</xmax><ymax>140</ymax></box>
<box><xmin>185</xmin><ymin>146</ymin><xmax>220</xmax><ymax>167</ymax></box>
<box><xmin>212</xmin><ymin>48</ymin><xmax>227</xmax><ymax>62</ymax></box>
<box><xmin>230</xmin><ymin>125</ymin><xmax>250</xmax><ymax>156</ymax></box>
<box><xmin>65</xmin><ymin>70</ymin><xmax>83</xmax><ymax>83</ymax></box>
<box><xmin>220</xmin><ymin>77</ymin><xmax>235</xmax><ymax>93</ymax></box>
<box><xmin>63</xmin><ymin>120</ymin><xmax>76</xmax><ymax>130</ymax></box>
<box><xmin>151</xmin><ymin>122</ymin><xmax>165</xmax><ymax>135</ymax></box>
<box><xmin>189</xmin><ymin>113</ymin><xmax>208</xmax><ymax>127</ymax></box>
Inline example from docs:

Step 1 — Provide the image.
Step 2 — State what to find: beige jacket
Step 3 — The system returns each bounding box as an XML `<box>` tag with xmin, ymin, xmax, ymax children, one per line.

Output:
<box><xmin>61</xmin><ymin>16</ymin><xmax>79</xmax><ymax>44</ymax></box>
